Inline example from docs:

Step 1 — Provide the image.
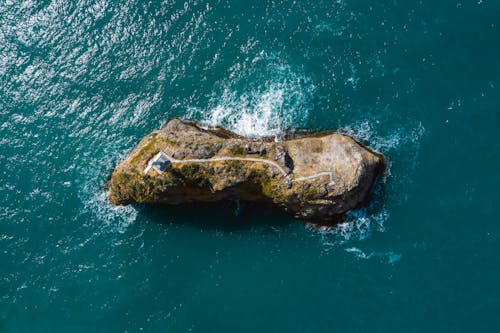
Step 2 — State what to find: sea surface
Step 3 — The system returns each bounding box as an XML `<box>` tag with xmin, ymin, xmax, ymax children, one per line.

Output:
<box><xmin>1</xmin><ymin>1</ymin><xmax>499</xmax><ymax>332</ymax></box>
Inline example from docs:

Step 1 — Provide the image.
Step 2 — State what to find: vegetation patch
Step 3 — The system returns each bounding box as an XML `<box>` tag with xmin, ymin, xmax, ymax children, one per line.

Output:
<box><xmin>226</xmin><ymin>160</ymin><xmax>243</xmax><ymax>172</ymax></box>
<box><xmin>168</xmin><ymin>164</ymin><xmax>214</xmax><ymax>190</ymax></box>
<box><xmin>180</xmin><ymin>164</ymin><xmax>200</xmax><ymax>179</ymax></box>
<box><xmin>230</xmin><ymin>145</ymin><xmax>245</xmax><ymax>155</ymax></box>
<box><xmin>130</xmin><ymin>136</ymin><xmax>179</xmax><ymax>165</ymax></box>
<box><xmin>304</xmin><ymin>186</ymin><xmax>317</xmax><ymax>201</ymax></box>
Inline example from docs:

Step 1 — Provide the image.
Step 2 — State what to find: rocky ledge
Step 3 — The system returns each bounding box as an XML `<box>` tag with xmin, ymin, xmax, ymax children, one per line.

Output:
<box><xmin>108</xmin><ymin>118</ymin><xmax>385</xmax><ymax>223</ymax></box>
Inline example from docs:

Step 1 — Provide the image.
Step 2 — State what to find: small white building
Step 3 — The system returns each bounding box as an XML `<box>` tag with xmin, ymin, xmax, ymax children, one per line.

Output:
<box><xmin>143</xmin><ymin>152</ymin><xmax>172</xmax><ymax>174</ymax></box>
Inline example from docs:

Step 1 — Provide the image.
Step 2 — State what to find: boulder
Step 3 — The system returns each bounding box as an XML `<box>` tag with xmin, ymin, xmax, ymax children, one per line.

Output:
<box><xmin>108</xmin><ymin>118</ymin><xmax>385</xmax><ymax>223</ymax></box>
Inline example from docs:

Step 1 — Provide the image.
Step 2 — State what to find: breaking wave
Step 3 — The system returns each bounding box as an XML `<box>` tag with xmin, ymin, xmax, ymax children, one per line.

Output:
<box><xmin>84</xmin><ymin>190</ymin><xmax>138</xmax><ymax>234</ymax></box>
<box><xmin>187</xmin><ymin>52</ymin><xmax>315</xmax><ymax>137</ymax></box>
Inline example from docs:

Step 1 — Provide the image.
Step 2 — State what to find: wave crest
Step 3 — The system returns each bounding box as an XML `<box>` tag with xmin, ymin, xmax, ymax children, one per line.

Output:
<box><xmin>187</xmin><ymin>52</ymin><xmax>315</xmax><ymax>137</ymax></box>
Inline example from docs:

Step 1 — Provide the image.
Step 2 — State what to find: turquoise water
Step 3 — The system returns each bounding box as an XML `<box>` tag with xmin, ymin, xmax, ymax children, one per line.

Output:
<box><xmin>1</xmin><ymin>0</ymin><xmax>499</xmax><ymax>331</ymax></box>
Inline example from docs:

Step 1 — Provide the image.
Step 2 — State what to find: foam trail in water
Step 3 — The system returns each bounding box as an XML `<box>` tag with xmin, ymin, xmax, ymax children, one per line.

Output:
<box><xmin>345</xmin><ymin>247</ymin><xmax>402</xmax><ymax>265</ymax></box>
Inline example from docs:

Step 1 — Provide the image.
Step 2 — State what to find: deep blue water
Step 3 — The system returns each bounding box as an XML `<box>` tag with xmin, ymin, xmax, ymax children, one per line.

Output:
<box><xmin>1</xmin><ymin>0</ymin><xmax>499</xmax><ymax>332</ymax></box>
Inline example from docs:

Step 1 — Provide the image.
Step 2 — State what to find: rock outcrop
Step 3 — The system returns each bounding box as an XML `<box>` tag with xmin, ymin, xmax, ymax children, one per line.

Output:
<box><xmin>108</xmin><ymin>118</ymin><xmax>385</xmax><ymax>223</ymax></box>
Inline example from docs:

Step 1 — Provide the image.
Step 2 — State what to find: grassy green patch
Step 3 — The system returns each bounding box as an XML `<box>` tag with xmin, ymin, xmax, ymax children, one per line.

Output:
<box><xmin>180</xmin><ymin>164</ymin><xmax>200</xmax><ymax>179</ymax></box>
<box><xmin>226</xmin><ymin>160</ymin><xmax>243</xmax><ymax>172</ymax></box>
<box><xmin>130</xmin><ymin>136</ymin><xmax>179</xmax><ymax>165</ymax></box>
<box><xmin>230</xmin><ymin>145</ymin><xmax>245</xmax><ymax>155</ymax></box>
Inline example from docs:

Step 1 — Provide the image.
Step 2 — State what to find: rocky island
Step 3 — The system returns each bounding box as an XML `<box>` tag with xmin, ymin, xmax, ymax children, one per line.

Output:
<box><xmin>108</xmin><ymin>118</ymin><xmax>385</xmax><ymax>223</ymax></box>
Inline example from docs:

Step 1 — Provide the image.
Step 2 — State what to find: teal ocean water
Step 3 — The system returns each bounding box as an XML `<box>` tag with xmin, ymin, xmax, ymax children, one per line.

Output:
<box><xmin>1</xmin><ymin>0</ymin><xmax>499</xmax><ymax>332</ymax></box>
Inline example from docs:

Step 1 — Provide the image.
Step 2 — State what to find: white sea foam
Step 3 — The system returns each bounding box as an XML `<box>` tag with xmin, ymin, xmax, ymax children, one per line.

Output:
<box><xmin>308</xmin><ymin>204</ymin><xmax>389</xmax><ymax>247</ymax></box>
<box><xmin>339</xmin><ymin>120</ymin><xmax>421</xmax><ymax>153</ymax></box>
<box><xmin>81</xmin><ymin>188</ymin><xmax>138</xmax><ymax>234</ymax></box>
<box><xmin>345</xmin><ymin>247</ymin><xmax>402</xmax><ymax>265</ymax></box>
<box><xmin>187</xmin><ymin>53</ymin><xmax>315</xmax><ymax>137</ymax></box>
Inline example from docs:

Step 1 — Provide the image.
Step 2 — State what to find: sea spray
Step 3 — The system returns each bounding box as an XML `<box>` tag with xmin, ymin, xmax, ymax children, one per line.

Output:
<box><xmin>187</xmin><ymin>52</ymin><xmax>315</xmax><ymax>137</ymax></box>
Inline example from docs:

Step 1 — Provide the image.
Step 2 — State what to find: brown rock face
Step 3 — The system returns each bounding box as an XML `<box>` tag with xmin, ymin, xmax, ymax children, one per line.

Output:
<box><xmin>108</xmin><ymin>118</ymin><xmax>385</xmax><ymax>223</ymax></box>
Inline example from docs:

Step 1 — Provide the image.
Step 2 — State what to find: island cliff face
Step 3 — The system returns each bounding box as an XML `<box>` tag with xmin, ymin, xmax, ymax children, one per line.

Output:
<box><xmin>108</xmin><ymin>118</ymin><xmax>385</xmax><ymax>222</ymax></box>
